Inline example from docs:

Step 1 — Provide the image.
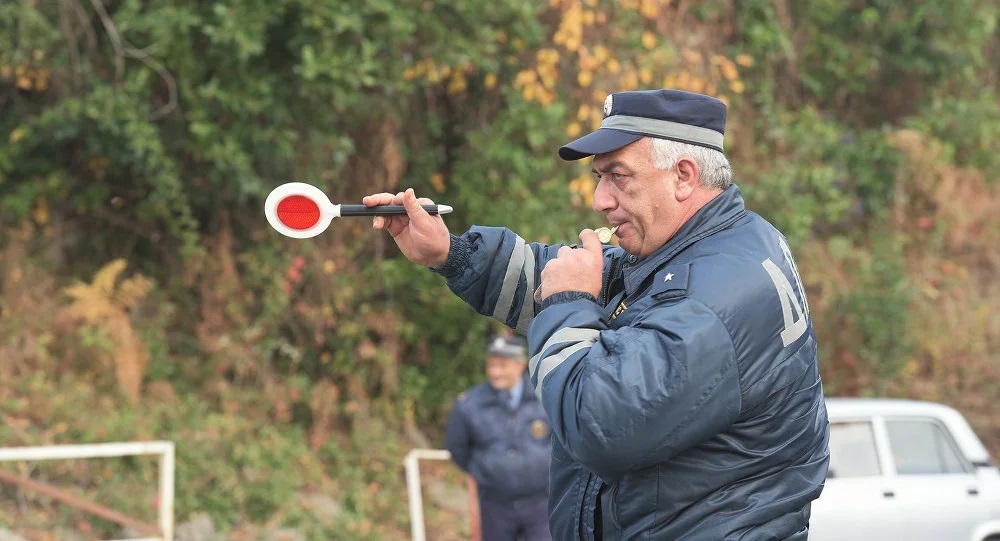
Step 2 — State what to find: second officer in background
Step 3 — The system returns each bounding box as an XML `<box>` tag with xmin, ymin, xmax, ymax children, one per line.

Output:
<box><xmin>445</xmin><ymin>335</ymin><xmax>552</xmax><ymax>541</ymax></box>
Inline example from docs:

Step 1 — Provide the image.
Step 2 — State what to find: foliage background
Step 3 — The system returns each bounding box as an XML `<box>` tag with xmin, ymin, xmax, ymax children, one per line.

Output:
<box><xmin>0</xmin><ymin>0</ymin><xmax>998</xmax><ymax>538</ymax></box>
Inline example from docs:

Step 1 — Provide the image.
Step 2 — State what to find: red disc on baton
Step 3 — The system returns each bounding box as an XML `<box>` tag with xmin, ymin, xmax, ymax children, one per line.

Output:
<box><xmin>276</xmin><ymin>195</ymin><xmax>321</xmax><ymax>230</ymax></box>
<box><xmin>265</xmin><ymin>183</ymin><xmax>336</xmax><ymax>239</ymax></box>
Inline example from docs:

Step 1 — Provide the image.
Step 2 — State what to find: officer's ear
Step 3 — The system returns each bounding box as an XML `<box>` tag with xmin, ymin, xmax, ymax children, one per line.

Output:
<box><xmin>674</xmin><ymin>157</ymin><xmax>700</xmax><ymax>201</ymax></box>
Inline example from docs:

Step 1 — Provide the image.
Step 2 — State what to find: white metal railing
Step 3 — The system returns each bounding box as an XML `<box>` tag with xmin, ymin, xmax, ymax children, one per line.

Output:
<box><xmin>0</xmin><ymin>441</ymin><xmax>175</xmax><ymax>541</ymax></box>
<box><xmin>404</xmin><ymin>448</ymin><xmax>453</xmax><ymax>541</ymax></box>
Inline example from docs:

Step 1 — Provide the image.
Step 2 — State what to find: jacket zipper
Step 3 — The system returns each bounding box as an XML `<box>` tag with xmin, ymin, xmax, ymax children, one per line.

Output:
<box><xmin>601</xmin><ymin>256</ymin><xmax>624</xmax><ymax>306</ymax></box>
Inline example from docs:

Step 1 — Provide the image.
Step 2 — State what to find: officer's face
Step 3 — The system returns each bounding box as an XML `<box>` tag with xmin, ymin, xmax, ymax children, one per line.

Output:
<box><xmin>591</xmin><ymin>138</ymin><xmax>693</xmax><ymax>258</ymax></box>
<box><xmin>485</xmin><ymin>355</ymin><xmax>526</xmax><ymax>391</ymax></box>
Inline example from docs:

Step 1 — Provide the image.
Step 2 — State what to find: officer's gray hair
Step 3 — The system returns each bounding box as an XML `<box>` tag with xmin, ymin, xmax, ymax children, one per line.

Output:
<box><xmin>650</xmin><ymin>138</ymin><xmax>733</xmax><ymax>190</ymax></box>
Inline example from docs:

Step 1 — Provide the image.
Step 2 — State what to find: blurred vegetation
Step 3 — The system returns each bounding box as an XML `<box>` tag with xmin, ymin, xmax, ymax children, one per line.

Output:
<box><xmin>0</xmin><ymin>0</ymin><xmax>998</xmax><ymax>538</ymax></box>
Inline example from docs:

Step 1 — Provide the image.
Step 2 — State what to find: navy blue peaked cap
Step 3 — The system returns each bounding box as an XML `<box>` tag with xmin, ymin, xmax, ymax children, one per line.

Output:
<box><xmin>486</xmin><ymin>335</ymin><xmax>527</xmax><ymax>360</ymax></box>
<box><xmin>559</xmin><ymin>89</ymin><xmax>727</xmax><ymax>160</ymax></box>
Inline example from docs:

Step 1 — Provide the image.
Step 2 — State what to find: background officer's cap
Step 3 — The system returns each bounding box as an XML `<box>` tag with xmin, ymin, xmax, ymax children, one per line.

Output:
<box><xmin>486</xmin><ymin>335</ymin><xmax>527</xmax><ymax>360</ymax></box>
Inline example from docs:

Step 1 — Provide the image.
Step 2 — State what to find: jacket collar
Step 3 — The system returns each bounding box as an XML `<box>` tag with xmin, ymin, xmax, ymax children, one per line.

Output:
<box><xmin>623</xmin><ymin>184</ymin><xmax>747</xmax><ymax>295</ymax></box>
<box><xmin>492</xmin><ymin>374</ymin><xmax>535</xmax><ymax>404</ymax></box>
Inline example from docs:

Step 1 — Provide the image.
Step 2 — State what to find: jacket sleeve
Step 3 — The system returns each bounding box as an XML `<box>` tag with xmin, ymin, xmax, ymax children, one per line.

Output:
<box><xmin>444</xmin><ymin>401</ymin><xmax>472</xmax><ymax>472</ymax></box>
<box><xmin>432</xmin><ymin>226</ymin><xmax>598</xmax><ymax>335</ymax></box>
<box><xmin>527</xmin><ymin>295</ymin><xmax>743</xmax><ymax>481</ymax></box>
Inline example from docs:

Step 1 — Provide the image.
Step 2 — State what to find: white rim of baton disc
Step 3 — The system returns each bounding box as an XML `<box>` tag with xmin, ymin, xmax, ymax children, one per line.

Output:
<box><xmin>264</xmin><ymin>182</ymin><xmax>340</xmax><ymax>239</ymax></box>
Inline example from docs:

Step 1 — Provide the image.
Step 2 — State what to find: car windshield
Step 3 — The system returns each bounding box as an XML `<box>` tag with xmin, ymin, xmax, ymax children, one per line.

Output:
<box><xmin>828</xmin><ymin>421</ymin><xmax>880</xmax><ymax>478</ymax></box>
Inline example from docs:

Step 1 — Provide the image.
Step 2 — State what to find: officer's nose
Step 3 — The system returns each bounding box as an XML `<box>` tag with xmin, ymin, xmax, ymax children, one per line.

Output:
<box><xmin>592</xmin><ymin>178</ymin><xmax>616</xmax><ymax>213</ymax></box>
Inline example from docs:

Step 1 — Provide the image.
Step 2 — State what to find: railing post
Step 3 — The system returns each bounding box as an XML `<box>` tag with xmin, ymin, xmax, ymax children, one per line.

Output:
<box><xmin>404</xmin><ymin>449</ymin><xmax>452</xmax><ymax>541</ymax></box>
<box><xmin>158</xmin><ymin>442</ymin><xmax>175</xmax><ymax>541</ymax></box>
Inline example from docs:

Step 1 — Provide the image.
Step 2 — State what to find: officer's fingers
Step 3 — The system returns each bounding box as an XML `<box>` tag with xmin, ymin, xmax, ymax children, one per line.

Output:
<box><xmin>374</xmin><ymin>192</ymin><xmax>408</xmax><ymax>231</ymax></box>
<box><xmin>556</xmin><ymin>246</ymin><xmax>574</xmax><ymax>259</ymax></box>
<box><xmin>363</xmin><ymin>192</ymin><xmax>396</xmax><ymax>207</ymax></box>
<box><xmin>578</xmin><ymin>229</ymin><xmax>603</xmax><ymax>256</ymax></box>
<box><xmin>403</xmin><ymin>188</ymin><xmax>432</xmax><ymax>220</ymax></box>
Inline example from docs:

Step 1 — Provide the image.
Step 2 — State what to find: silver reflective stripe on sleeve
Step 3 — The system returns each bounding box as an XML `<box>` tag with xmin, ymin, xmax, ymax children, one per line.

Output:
<box><xmin>514</xmin><ymin>244</ymin><xmax>536</xmax><ymax>334</ymax></box>
<box><xmin>530</xmin><ymin>327</ymin><xmax>601</xmax><ymax>396</ymax></box>
<box><xmin>492</xmin><ymin>235</ymin><xmax>526</xmax><ymax>324</ymax></box>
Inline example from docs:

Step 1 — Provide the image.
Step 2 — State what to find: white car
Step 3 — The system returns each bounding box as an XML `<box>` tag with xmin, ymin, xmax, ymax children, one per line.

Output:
<box><xmin>811</xmin><ymin>398</ymin><xmax>1000</xmax><ymax>541</ymax></box>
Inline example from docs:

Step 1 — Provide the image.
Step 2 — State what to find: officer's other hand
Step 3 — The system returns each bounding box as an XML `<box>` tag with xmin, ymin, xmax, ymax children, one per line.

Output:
<box><xmin>366</xmin><ymin>188</ymin><xmax>451</xmax><ymax>267</ymax></box>
<box><xmin>535</xmin><ymin>229</ymin><xmax>604</xmax><ymax>302</ymax></box>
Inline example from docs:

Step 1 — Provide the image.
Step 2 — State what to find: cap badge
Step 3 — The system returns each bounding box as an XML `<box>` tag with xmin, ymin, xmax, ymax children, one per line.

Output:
<box><xmin>603</xmin><ymin>94</ymin><xmax>613</xmax><ymax>117</ymax></box>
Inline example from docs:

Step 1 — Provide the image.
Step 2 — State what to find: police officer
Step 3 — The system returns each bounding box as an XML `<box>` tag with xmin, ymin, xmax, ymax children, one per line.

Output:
<box><xmin>369</xmin><ymin>89</ymin><xmax>829</xmax><ymax>540</ymax></box>
<box><xmin>445</xmin><ymin>335</ymin><xmax>552</xmax><ymax>541</ymax></box>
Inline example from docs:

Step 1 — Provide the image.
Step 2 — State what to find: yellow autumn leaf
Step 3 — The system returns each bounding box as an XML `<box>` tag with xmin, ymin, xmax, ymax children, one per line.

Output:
<box><xmin>681</xmin><ymin>48</ymin><xmax>701</xmax><ymax>64</ymax></box>
<box><xmin>537</xmin><ymin>88</ymin><xmax>556</xmax><ymax>106</ymax></box>
<box><xmin>640</xmin><ymin>0</ymin><xmax>658</xmax><ymax>19</ymax></box>
<box><xmin>93</xmin><ymin>259</ymin><xmax>128</xmax><ymax>297</ymax></box>
<box><xmin>641</xmin><ymin>32</ymin><xmax>658</xmax><ymax>50</ymax></box>
<box><xmin>117</xmin><ymin>274</ymin><xmax>154</xmax><ymax>310</ymax></box>
<box><xmin>593</xmin><ymin>45</ymin><xmax>609</xmax><ymax>62</ymax></box>
<box><xmin>430</xmin><ymin>173</ymin><xmax>446</xmax><ymax>193</ymax></box>
<box><xmin>484</xmin><ymin>73</ymin><xmax>497</xmax><ymax>89</ymax></box>
<box><xmin>719</xmin><ymin>59</ymin><xmax>739</xmax><ymax>81</ymax></box>
<box><xmin>567</xmin><ymin>122</ymin><xmax>583</xmax><ymax>137</ymax></box>
<box><xmin>9</xmin><ymin>129</ymin><xmax>22</xmax><ymax>143</ymax></box>
<box><xmin>33</xmin><ymin>198</ymin><xmax>49</xmax><ymax>226</ymax></box>
<box><xmin>578</xmin><ymin>70</ymin><xmax>593</xmax><ymax>87</ymax></box>
<box><xmin>447</xmin><ymin>72</ymin><xmax>467</xmax><ymax>94</ymax></box>
<box><xmin>730</xmin><ymin>80</ymin><xmax>745</xmax><ymax>94</ymax></box>
<box><xmin>515</xmin><ymin>70</ymin><xmax>536</xmax><ymax>87</ymax></box>
<box><xmin>735</xmin><ymin>54</ymin><xmax>753</xmax><ymax>67</ymax></box>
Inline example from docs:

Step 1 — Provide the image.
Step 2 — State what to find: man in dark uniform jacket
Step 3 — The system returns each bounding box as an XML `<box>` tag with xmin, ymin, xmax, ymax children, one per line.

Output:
<box><xmin>445</xmin><ymin>335</ymin><xmax>553</xmax><ymax>541</ymax></box>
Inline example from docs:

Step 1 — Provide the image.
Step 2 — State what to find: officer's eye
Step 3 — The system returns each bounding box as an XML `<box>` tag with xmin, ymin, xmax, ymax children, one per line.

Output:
<box><xmin>594</xmin><ymin>171</ymin><xmax>628</xmax><ymax>183</ymax></box>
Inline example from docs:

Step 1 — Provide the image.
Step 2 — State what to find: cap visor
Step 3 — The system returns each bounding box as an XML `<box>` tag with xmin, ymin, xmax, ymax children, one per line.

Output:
<box><xmin>558</xmin><ymin>129</ymin><xmax>644</xmax><ymax>161</ymax></box>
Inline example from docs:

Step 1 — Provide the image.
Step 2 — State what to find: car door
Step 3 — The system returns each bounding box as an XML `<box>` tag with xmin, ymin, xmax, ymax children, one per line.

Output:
<box><xmin>810</xmin><ymin>419</ymin><xmax>902</xmax><ymax>541</ymax></box>
<box><xmin>880</xmin><ymin>416</ymin><xmax>992</xmax><ymax>541</ymax></box>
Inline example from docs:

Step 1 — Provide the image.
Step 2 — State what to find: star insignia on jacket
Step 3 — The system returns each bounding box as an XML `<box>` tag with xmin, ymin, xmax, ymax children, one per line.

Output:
<box><xmin>664</xmin><ymin>273</ymin><xmax>674</xmax><ymax>281</ymax></box>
